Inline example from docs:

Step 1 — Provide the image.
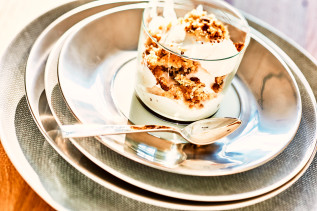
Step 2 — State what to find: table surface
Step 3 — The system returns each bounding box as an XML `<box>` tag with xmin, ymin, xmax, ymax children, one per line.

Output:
<box><xmin>0</xmin><ymin>0</ymin><xmax>316</xmax><ymax>210</ymax></box>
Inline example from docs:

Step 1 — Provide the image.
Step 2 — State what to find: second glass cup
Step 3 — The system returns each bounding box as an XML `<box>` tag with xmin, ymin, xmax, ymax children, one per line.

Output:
<box><xmin>135</xmin><ymin>0</ymin><xmax>250</xmax><ymax>121</ymax></box>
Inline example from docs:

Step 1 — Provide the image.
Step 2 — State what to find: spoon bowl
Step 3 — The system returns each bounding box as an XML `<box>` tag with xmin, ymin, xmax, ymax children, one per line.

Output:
<box><xmin>181</xmin><ymin>118</ymin><xmax>242</xmax><ymax>145</ymax></box>
<box><xmin>61</xmin><ymin>117</ymin><xmax>241</xmax><ymax>145</ymax></box>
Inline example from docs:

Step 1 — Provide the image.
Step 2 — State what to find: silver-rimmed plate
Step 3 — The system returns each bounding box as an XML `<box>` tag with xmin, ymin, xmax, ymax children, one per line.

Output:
<box><xmin>2</xmin><ymin>0</ymin><xmax>314</xmax><ymax>210</ymax></box>
<box><xmin>42</xmin><ymin>3</ymin><xmax>315</xmax><ymax>202</ymax></box>
<box><xmin>57</xmin><ymin>3</ymin><xmax>301</xmax><ymax>177</ymax></box>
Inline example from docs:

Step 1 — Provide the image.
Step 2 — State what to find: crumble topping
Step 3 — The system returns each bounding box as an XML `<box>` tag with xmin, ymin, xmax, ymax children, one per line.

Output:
<box><xmin>234</xmin><ymin>42</ymin><xmax>245</xmax><ymax>52</ymax></box>
<box><xmin>180</xmin><ymin>8</ymin><xmax>229</xmax><ymax>42</ymax></box>
<box><xmin>144</xmin><ymin>37</ymin><xmax>199</xmax><ymax>75</ymax></box>
<box><xmin>144</xmin><ymin>36</ymin><xmax>212</xmax><ymax>108</ymax></box>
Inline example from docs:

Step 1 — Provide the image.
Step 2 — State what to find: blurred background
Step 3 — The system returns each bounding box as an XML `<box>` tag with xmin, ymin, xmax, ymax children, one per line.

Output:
<box><xmin>0</xmin><ymin>0</ymin><xmax>316</xmax><ymax>57</ymax></box>
<box><xmin>227</xmin><ymin>0</ymin><xmax>316</xmax><ymax>56</ymax></box>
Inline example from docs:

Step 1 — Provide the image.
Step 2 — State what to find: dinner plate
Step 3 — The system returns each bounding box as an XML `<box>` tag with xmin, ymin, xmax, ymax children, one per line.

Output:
<box><xmin>43</xmin><ymin>3</ymin><xmax>314</xmax><ymax>202</ymax></box>
<box><xmin>1</xmin><ymin>0</ymin><xmax>314</xmax><ymax>210</ymax></box>
<box><xmin>57</xmin><ymin>2</ymin><xmax>302</xmax><ymax>177</ymax></box>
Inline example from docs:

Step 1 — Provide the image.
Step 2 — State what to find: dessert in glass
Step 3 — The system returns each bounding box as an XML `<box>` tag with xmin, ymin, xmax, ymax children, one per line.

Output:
<box><xmin>135</xmin><ymin>0</ymin><xmax>250</xmax><ymax>121</ymax></box>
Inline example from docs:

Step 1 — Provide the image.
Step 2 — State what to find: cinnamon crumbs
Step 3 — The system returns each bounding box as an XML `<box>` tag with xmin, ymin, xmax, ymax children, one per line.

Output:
<box><xmin>234</xmin><ymin>42</ymin><xmax>245</xmax><ymax>52</ymax></box>
<box><xmin>181</xmin><ymin>8</ymin><xmax>229</xmax><ymax>42</ymax></box>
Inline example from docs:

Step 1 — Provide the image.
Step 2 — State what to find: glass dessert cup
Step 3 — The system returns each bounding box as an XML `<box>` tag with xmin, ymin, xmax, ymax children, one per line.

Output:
<box><xmin>135</xmin><ymin>0</ymin><xmax>250</xmax><ymax>122</ymax></box>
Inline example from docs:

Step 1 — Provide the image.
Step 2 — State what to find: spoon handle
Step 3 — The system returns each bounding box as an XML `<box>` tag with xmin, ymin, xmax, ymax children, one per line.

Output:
<box><xmin>61</xmin><ymin>124</ymin><xmax>179</xmax><ymax>138</ymax></box>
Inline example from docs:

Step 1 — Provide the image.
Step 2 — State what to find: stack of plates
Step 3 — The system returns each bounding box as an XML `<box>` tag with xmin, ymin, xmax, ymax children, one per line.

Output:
<box><xmin>1</xmin><ymin>1</ymin><xmax>317</xmax><ymax>210</ymax></box>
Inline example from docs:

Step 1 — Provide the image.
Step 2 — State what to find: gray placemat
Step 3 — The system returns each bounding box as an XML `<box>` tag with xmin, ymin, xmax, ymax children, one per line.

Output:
<box><xmin>0</xmin><ymin>1</ymin><xmax>317</xmax><ymax>211</ymax></box>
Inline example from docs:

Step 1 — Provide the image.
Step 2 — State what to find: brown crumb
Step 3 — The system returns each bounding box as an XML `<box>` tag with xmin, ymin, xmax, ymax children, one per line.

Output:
<box><xmin>190</xmin><ymin>77</ymin><xmax>200</xmax><ymax>83</ymax></box>
<box><xmin>234</xmin><ymin>42</ymin><xmax>245</xmax><ymax>52</ymax></box>
<box><xmin>211</xmin><ymin>75</ymin><xmax>226</xmax><ymax>93</ymax></box>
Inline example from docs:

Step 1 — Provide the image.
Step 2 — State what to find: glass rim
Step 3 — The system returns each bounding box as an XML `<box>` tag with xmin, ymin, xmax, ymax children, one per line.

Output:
<box><xmin>142</xmin><ymin>0</ymin><xmax>251</xmax><ymax>62</ymax></box>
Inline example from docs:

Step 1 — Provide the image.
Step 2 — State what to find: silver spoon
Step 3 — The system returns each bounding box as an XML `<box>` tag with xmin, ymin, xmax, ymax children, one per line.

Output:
<box><xmin>61</xmin><ymin>117</ymin><xmax>241</xmax><ymax>145</ymax></box>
